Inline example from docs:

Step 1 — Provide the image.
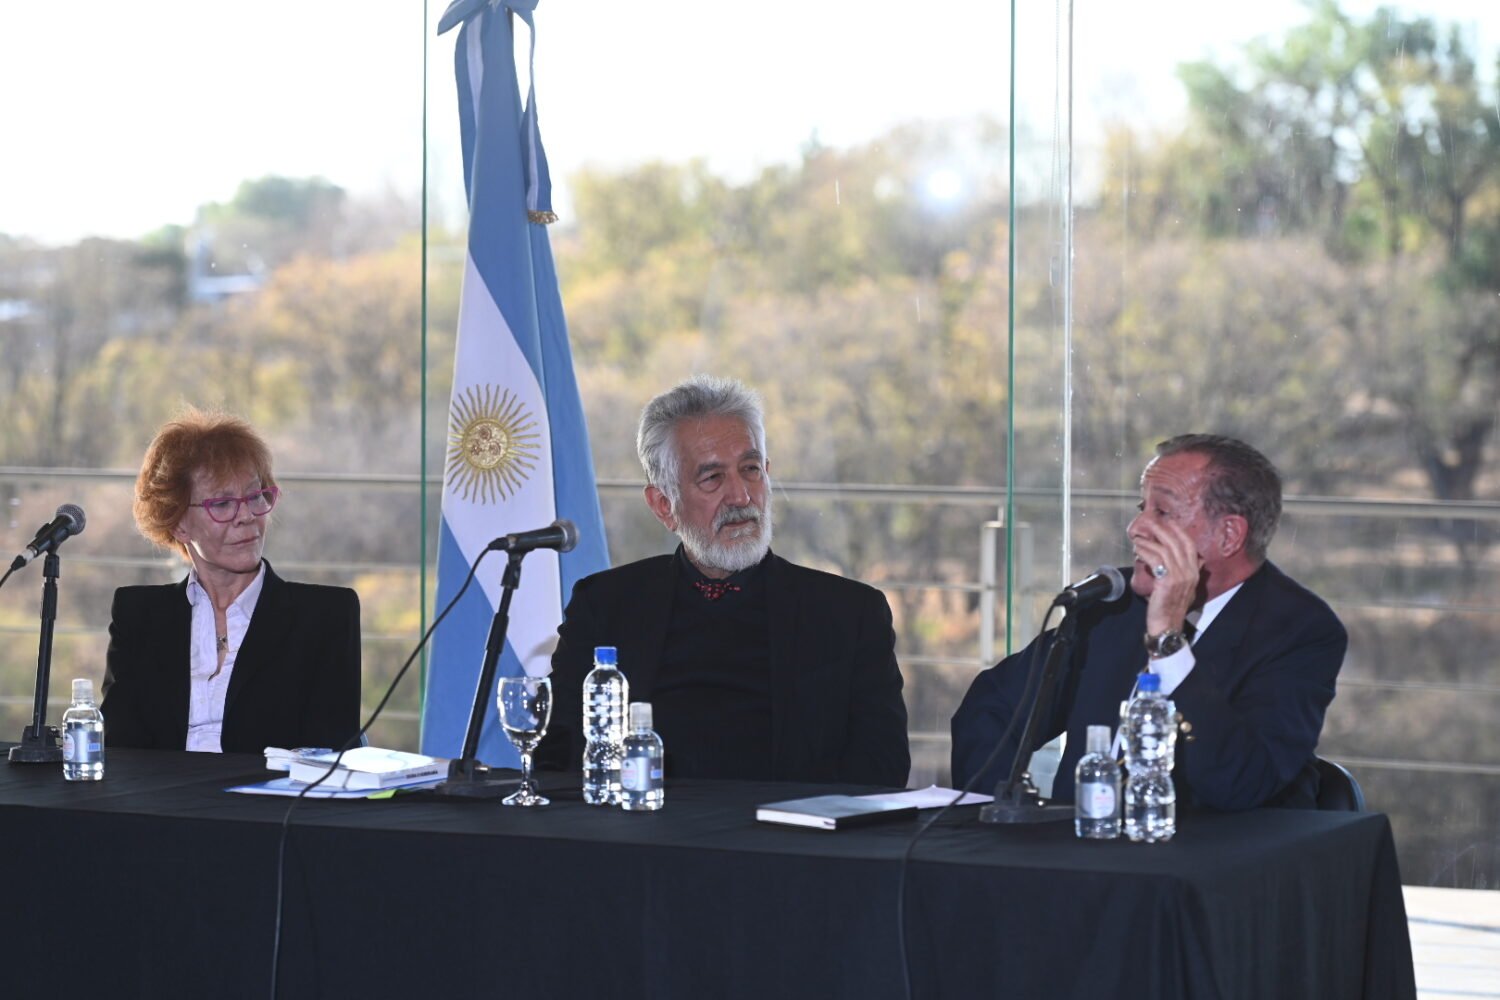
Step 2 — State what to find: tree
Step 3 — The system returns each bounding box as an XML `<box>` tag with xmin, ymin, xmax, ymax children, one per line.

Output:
<box><xmin>1096</xmin><ymin>1</ymin><xmax>1500</xmax><ymax>518</ymax></box>
<box><xmin>0</xmin><ymin>237</ymin><xmax>183</xmax><ymax>468</ymax></box>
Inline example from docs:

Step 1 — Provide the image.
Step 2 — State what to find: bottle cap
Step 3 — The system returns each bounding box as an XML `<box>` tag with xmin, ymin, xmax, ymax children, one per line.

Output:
<box><xmin>1085</xmin><ymin>724</ymin><xmax>1112</xmax><ymax>754</ymax></box>
<box><xmin>71</xmin><ymin>677</ymin><xmax>94</xmax><ymax>703</ymax></box>
<box><xmin>1137</xmin><ymin>672</ymin><xmax>1161</xmax><ymax>692</ymax></box>
<box><xmin>629</xmin><ymin>701</ymin><xmax>653</xmax><ymax>730</ymax></box>
<box><xmin>594</xmin><ymin>646</ymin><xmax>618</xmax><ymax>666</ymax></box>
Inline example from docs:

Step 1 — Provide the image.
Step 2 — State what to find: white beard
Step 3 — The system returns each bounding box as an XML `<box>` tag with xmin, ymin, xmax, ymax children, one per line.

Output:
<box><xmin>677</xmin><ymin>500</ymin><xmax>773</xmax><ymax>575</ymax></box>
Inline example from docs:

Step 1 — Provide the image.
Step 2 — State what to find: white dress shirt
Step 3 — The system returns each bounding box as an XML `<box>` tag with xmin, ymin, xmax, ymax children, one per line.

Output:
<box><xmin>184</xmin><ymin>563</ymin><xmax>266</xmax><ymax>752</ymax></box>
<box><xmin>1147</xmin><ymin>580</ymin><xmax>1245</xmax><ymax>695</ymax></box>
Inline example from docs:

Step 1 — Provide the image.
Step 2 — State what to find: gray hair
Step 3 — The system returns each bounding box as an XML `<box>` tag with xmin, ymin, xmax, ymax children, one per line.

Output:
<box><xmin>1155</xmin><ymin>433</ymin><xmax>1282</xmax><ymax>562</ymax></box>
<box><xmin>637</xmin><ymin>375</ymin><xmax>767</xmax><ymax>506</ymax></box>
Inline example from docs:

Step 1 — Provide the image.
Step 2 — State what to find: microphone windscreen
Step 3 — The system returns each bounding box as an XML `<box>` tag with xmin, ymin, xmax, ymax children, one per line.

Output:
<box><xmin>553</xmin><ymin>518</ymin><xmax>578</xmax><ymax>553</ymax></box>
<box><xmin>57</xmin><ymin>503</ymin><xmax>86</xmax><ymax>535</ymax></box>
<box><xmin>1099</xmin><ymin>565</ymin><xmax>1126</xmax><ymax>602</ymax></box>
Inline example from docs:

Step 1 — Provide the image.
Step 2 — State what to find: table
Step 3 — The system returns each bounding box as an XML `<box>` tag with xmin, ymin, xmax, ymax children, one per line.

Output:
<box><xmin>0</xmin><ymin>750</ymin><xmax>1416</xmax><ymax>1000</ymax></box>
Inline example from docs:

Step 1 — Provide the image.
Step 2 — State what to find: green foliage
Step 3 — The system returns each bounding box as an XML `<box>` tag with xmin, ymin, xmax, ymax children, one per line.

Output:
<box><xmin>209</xmin><ymin>175</ymin><xmax>346</xmax><ymax>226</ymax></box>
<box><xmin>1099</xmin><ymin>1</ymin><xmax>1500</xmax><ymax>514</ymax></box>
<box><xmin>1165</xmin><ymin>0</ymin><xmax>1500</xmax><ymax>277</ymax></box>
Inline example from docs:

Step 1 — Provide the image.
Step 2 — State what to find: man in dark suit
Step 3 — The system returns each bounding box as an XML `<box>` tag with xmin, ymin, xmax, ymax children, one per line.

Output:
<box><xmin>951</xmin><ymin>434</ymin><xmax>1346</xmax><ymax>810</ymax></box>
<box><xmin>541</xmin><ymin>375</ymin><xmax>909</xmax><ymax>787</ymax></box>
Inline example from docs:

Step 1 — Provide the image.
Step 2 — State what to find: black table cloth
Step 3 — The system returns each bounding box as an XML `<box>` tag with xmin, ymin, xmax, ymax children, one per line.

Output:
<box><xmin>0</xmin><ymin>749</ymin><xmax>1415</xmax><ymax>999</ymax></box>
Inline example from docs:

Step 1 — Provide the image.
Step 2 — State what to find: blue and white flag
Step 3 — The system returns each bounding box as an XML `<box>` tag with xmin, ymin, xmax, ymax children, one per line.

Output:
<box><xmin>422</xmin><ymin>0</ymin><xmax>608</xmax><ymax>764</ymax></box>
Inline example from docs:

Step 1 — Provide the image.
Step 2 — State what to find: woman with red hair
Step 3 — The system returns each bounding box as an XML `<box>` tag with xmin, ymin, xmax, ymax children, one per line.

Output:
<box><xmin>101</xmin><ymin>409</ymin><xmax>361</xmax><ymax>752</ymax></box>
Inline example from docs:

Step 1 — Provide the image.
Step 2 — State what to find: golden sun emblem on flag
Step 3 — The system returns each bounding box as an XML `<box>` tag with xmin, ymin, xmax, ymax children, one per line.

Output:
<box><xmin>446</xmin><ymin>385</ymin><xmax>541</xmax><ymax>503</ymax></box>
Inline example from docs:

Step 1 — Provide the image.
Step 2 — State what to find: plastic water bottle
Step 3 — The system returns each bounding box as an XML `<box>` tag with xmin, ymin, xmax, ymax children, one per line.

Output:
<box><xmin>61</xmin><ymin>677</ymin><xmax>105</xmax><ymax>782</ymax></box>
<box><xmin>582</xmin><ymin>646</ymin><xmax>628</xmax><ymax>805</ymax></box>
<box><xmin>619</xmin><ymin>701</ymin><xmax>664</xmax><ymax>812</ymax></box>
<box><xmin>1122</xmin><ymin>672</ymin><xmax>1177</xmax><ymax>842</ymax></box>
<box><xmin>1074</xmin><ymin>724</ymin><xmax>1121</xmax><ymax>839</ymax></box>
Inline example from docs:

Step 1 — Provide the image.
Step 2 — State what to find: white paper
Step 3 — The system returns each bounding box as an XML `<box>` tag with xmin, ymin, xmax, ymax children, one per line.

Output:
<box><xmin>855</xmin><ymin>784</ymin><xmax>994</xmax><ymax>809</ymax></box>
<box><xmin>306</xmin><ymin>746</ymin><xmax>443</xmax><ymax>774</ymax></box>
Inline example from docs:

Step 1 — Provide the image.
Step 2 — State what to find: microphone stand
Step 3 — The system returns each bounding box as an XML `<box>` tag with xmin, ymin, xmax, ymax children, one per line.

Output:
<box><xmin>431</xmin><ymin>550</ymin><xmax>526</xmax><ymax>798</ymax></box>
<box><xmin>9</xmin><ymin>552</ymin><xmax>65</xmax><ymax>763</ymax></box>
<box><xmin>978</xmin><ymin>605</ymin><xmax>1081</xmax><ymax>824</ymax></box>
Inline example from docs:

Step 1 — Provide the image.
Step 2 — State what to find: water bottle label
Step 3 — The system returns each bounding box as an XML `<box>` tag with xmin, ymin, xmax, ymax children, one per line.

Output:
<box><xmin>621</xmin><ymin>756</ymin><xmax>662</xmax><ymax>791</ymax></box>
<box><xmin>621</xmin><ymin>756</ymin><xmax>645</xmax><ymax>791</ymax></box>
<box><xmin>63</xmin><ymin>724</ymin><xmax>103</xmax><ymax>764</ymax></box>
<box><xmin>1079</xmin><ymin>782</ymin><xmax>1117</xmax><ymax>818</ymax></box>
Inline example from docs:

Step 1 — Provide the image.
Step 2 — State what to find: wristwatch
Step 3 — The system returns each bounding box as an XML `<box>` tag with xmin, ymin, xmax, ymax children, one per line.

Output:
<box><xmin>1143</xmin><ymin>629</ymin><xmax>1187</xmax><ymax>659</ymax></box>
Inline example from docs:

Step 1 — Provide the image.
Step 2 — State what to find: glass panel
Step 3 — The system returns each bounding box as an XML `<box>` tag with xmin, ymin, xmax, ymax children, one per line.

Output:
<box><xmin>0</xmin><ymin>3</ymin><xmax>428</xmax><ymax>750</ymax></box>
<box><xmin>1072</xmin><ymin>0</ymin><xmax>1500</xmax><ymax>889</ymax></box>
<box><xmin>1007</xmin><ymin>0</ymin><xmax>1077</xmax><ymax>794</ymax></box>
<box><xmin>424</xmin><ymin>1</ymin><xmax>1017</xmax><ymax>787</ymax></box>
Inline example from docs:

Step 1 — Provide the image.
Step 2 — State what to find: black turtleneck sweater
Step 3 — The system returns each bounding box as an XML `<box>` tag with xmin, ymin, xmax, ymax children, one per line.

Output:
<box><xmin>650</xmin><ymin>548</ymin><xmax>773</xmax><ymax>780</ymax></box>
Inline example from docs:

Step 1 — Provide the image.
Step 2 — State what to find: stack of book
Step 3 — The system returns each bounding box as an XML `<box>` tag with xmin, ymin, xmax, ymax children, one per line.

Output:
<box><xmin>263</xmin><ymin>746</ymin><xmax>336</xmax><ymax>771</ymax></box>
<box><xmin>283</xmin><ymin>747</ymin><xmax>448</xmax><ymax>791</ymax></box>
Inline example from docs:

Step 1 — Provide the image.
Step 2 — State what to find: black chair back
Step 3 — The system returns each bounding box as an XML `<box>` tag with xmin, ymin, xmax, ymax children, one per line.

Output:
<box><xmin>1313</xmin><ymin>756</ymin><xmax>1365</xmax><ymax>812</ymax></box>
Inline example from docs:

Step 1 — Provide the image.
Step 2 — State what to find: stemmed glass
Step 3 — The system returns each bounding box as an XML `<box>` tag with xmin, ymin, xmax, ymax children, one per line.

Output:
<box><xmin>497</xmin><ymin>675</ymin><xmax>552</xmax><ymax>806</ymax></box>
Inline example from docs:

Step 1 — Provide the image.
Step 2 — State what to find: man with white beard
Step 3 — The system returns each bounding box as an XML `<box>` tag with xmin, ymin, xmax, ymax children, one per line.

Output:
<box><xmin>540</xmin><ymin>375</ymin><xmax>910</xmax><ymax>786</ymax></box>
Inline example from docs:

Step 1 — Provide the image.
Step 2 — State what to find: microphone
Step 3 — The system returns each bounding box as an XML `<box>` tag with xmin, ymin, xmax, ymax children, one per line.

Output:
<box><xmin>487</xmin><ymin>518</ymin><xmax>578</xmax><ymax>555</ymax></box>
<box><xmin>1053</xmin><ymin>565</ymin><xmax>1126</xmax><ymax>609</ymax></box>
<box><xmin>11</xmin><ymin>504</ymin><xmax>86</xmax><ymax>571</ymax></box>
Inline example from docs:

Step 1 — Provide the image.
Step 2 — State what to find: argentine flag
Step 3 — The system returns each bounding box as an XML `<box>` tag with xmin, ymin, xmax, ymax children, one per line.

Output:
<box><xmin>422</xmin><ymin>0</ymin><xmax>608</xmax><ymax>764</ymax></box>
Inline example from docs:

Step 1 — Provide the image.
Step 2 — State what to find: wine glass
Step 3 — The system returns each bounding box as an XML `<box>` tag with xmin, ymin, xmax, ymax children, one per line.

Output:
<box><xmin>497</xmin><ymin>675</ymin><xmax>552</xmax><ymax>806</ymax></box>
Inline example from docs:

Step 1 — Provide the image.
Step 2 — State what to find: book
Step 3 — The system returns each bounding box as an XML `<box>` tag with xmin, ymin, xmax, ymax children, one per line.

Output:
<box><xmin>755</xmin><ymin>794</ymin><xmax>919</xmax><ymax>831</ymax></box>
<box><xmin>286</xmin><ymin>747</ymin><xmax>448</xmax><ymax>790</ymax></box>
<box><xmin>263</xmin><ymin>746</ymin><xmax>337</xmax><ymax>772</ymax></box>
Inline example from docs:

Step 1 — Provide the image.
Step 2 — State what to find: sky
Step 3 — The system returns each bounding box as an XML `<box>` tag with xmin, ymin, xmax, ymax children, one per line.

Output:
<box><xmin>0</xmin><ymin>0</ymin><xmax>1493</xmax><ymax>246</ymax></box>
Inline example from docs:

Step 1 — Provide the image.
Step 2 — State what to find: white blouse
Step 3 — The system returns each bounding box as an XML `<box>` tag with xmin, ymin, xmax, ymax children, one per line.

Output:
<box><xmin>184</xmin><ymin>563</ymin><xmax>266</xmax><ymax>752</ymax></box>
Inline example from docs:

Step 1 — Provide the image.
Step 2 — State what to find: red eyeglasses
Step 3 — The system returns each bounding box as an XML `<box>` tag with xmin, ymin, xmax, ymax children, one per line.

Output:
<box><xmin>193</xmin><ymin>487</ymin><xmax>280</xmax><ymax>523</ymax></box>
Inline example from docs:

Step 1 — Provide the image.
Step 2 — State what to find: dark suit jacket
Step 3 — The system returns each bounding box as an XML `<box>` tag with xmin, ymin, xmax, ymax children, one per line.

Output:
<box><xmin>539</xmin><ymin>550</ymin><xmax>910</xmax><ymax>787</ymax></box>
<box><xmin>100</xmin><ymin>562</ymin><xmax>362</xmax><ymax>753</ymax></box>
<box><xmin>951</xmin><ymin>561</ymin><xmax>1346</xmax><ymax>810</ymax></box>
